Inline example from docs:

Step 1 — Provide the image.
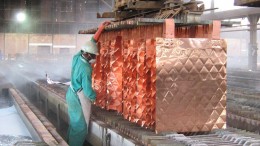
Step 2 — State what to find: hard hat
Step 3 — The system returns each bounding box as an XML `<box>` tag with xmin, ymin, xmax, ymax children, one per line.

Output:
<box><xmin>81</xmin><ymin>38</ymin><xmax>99</xmax><ymax>55</ymax></box>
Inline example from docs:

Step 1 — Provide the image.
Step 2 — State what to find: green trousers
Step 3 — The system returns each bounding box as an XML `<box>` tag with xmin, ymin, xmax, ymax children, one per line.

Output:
<box><xmin>66</xmin><ymin>88</ymin><xmax>87</xmax><ymax>146</ymax></box>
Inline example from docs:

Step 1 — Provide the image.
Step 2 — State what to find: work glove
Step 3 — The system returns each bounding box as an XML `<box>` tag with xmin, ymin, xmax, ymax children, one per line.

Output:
<box><xmin>93</xmin><ymin>21</ymin><xmax>111</xmax><ymax>41</ymax></box>
<box><xmin>98</xmin><ymin>21</ymin><xmax>111</xmax><ymax>30</ymax></box>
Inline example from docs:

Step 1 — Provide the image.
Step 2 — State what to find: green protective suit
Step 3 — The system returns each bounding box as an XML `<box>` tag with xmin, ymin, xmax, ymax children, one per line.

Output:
<box><xmin>66</xmin><ymin>51</ymin><xmax>96</xmax><ymax>146</ymax></box>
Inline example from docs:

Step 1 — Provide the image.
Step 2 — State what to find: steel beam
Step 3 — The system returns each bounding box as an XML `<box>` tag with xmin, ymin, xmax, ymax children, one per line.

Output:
<box><xmin>79</xmin><ymin>18</ymin><xmax>211</xmax><ymax>34</ymax></box>
<box><xmin>100</xmin><ymin>0</ymin><xmax>112</xmax><ymax>9</ymax></box>
<box><xmin>97</xmin><ymin>12</ymin><xmax>115</xmax><ymax>18</ymax></box>
<box><xmin>201</xmin><ymin>7</ymin><xmax>260</xmax><ymax>20</ymax></box>
<box><xmin>234</xmin><ymin>0</ymin><xmax>260</xmax><ymax>7</ymax></box>
<box><xmin>127</xmin><ymin>1</ymin><xmax>164</xmax><ymax>10</ymax></box>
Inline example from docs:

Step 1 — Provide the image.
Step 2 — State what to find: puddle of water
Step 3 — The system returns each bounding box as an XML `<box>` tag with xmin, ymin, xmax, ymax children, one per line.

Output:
<box><xmin>0</xmin><ymin>135</ymin><xmax>32</xmax><ymax>146</ymax></box>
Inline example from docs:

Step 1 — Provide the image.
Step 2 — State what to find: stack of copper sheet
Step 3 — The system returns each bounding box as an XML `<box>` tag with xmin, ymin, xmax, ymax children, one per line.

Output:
<box><xmin>92</xmin><ymin>20</ymin><xmax>227</xmax><ymax>133</ymax></box>
<box><xmin>93</xmin><ymin>35</ymin><xmax>110</xmax><ymax>109</ymax></box>
<box><xmin>155</xmin><ymin>38</ymin><xmax>226</xmax><ymax>132</ymax></box>
<box><xmin>122</xmin><ymin>39</ymin><xmax>138</xmax><ymax>122</ymax></box>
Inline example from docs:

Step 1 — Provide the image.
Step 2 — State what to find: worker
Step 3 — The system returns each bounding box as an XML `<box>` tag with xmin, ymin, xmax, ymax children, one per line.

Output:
<box><xmin>66</xmin><ymin>21</ymin><xmax>110</xmax><ymax>146</ymax></box>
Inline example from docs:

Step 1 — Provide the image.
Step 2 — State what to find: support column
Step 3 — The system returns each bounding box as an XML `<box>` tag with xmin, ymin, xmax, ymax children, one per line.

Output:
<box><xmin>3</xmin><ymin>33</ymin><xmax>5</xmax><ymax>60</ymax></box>
<box><xmin>211</xmin><ymin>0</ymin><xmax>214</xmax><ymax>15</ymax></box>
<box><xmin>28</xmin><ymin>33</ymin><xmax>30</xmax><ymax>54</ymax></box>
<box><xmin>248</xmin><ymin>15</ymin><xmax>259</xmax><ymax>71</ymax></box>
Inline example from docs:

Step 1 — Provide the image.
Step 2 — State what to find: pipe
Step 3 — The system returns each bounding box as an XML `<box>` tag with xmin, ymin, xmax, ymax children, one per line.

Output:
<box><xmin>105</xmin><ymin>133</ymin><xmax>111</xmax><ymax>146</ymax></box>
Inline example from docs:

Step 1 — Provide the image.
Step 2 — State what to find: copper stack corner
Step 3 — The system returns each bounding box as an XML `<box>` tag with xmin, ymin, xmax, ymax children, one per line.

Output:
<box><xmin>155</xmin><ymin>38</ymin><xmax>227</xmax><ymax>133</ymax></box>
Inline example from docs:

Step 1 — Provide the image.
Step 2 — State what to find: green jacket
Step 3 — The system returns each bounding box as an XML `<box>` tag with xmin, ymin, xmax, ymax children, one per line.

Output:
<box><xmin>70</xmin><ymin>51</ymin><xmax>96</xmax><ymax>101</ymax></box>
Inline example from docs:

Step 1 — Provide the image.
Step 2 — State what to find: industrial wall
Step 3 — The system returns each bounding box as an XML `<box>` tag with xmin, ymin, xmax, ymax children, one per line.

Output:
<box><xmin>0</xmin><ymin>0</ymin><xmax>113</xmax><ymax>60</ymax></box>
<box><xmin>0</xmin><ymin>33</ymin><xmax>93</xmax><ymax>60</ymax></box>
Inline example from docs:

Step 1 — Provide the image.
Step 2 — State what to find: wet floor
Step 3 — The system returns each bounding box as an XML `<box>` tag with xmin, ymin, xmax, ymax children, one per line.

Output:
<box><xmin>0</xmin><ymin>96</ymin><xmax>32</xmax><ymax>145</ymax></box>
